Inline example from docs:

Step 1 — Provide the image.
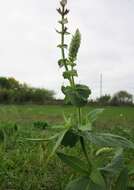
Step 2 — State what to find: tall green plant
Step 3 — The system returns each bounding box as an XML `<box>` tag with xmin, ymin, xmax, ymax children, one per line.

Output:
<box><xmin>27</xmin><ymin>1</ymin><xmax>134</xmax><ymax>189</ymax></box>
<box><xmin>55</xmin><ymin>1</ymin><xmax>134</xmax><ymax>189</ymax></box>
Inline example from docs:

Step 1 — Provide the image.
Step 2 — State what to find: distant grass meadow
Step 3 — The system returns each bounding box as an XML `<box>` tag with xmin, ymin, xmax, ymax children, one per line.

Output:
<box><xmin>0</xmin><ymin>105</ymin><xmax>134</xmax><ymax>128</ymax></box>
<box><xmin>0</xmin><ymin>105</ymin><xmax>134</xmax><ymax>189</ymax></box>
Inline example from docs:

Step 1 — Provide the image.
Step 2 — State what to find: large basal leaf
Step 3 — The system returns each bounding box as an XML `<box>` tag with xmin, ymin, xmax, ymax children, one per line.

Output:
<box><xmin>90</xmin><ymin>167</ymin><xmax>106</xmax><ymax>189</ymax></box>
<box><xmin>114</xmin><ymin>168</ymin><xmax>128</xmax><ymax>190</ymax></box>
<box><xmin>46</xmin><ymin>128</ymin><xmax>68</xmax><ymax>163</ymax></box>
<box><xmin>127</xmin><ymin>166</ymin><xmax>134</xmax><ymax>189</ymax></box>
<box><xmin>65</xmin><ymin>176</ymin><xmax>90</xmax><ymax>190</ymax></box>
<box><xmin>61</xmin><ymin>130</ymin><xmax>79</xmax><ymax>148</ymax></box>
<box><xmin>82</xmin><ymin>131</ymin><xmax>134</xmax><ymax>149</ymax></box>
<box><xmin>57</xmin><ymin>152</ymin><xmax>89</xmax><ymax>175</ymax></box>
<box><xmin>79</xmin><ymin>123</ymin><xmax>92</xmax><ymax>131</ymax></box>
<box><xmin>100</xmin><ymin>148</ymin><xmax>124</xmax><ymax>174</ymax></box>
<box><xmin>87</xmin><ymin>109</ymin><xmax>104</xmax><ymax>123</ymax></box>
<box><xmin>25</xmin><ymin>133</ymin><xmax>59</xmax><ymax>142</ymax></box>
<box><xmin>65</xmin><ymin>176</ymin><xmax>103</xmax><ymax>190</ymax></box>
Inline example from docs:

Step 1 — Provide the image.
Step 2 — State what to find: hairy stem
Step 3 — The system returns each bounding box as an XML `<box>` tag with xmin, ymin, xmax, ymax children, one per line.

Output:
<box><xmin>78</xmin><ymin>107</ymin><xmax>92</xmax><ymax>173</ymax></box>
<box><xmin>71</xmin><ymin>65</ymin><xmax>75</xmax><ymax>86</ymax></box>
<box><xmin>80</xmin><ymin>136</ymin><xmax>92</xmax><ymax>173</ymax></box>
<box><xmin>78</xmin><ymin>107</ymin><xmax>81</xmax><ymax>125</ymax></box>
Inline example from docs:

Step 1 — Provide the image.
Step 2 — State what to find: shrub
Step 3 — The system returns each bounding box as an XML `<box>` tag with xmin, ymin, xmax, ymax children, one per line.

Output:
<box><xmin>0</xmin><ymin>77</ymin><xmax>55</xmax><ymax>104</ymax></box>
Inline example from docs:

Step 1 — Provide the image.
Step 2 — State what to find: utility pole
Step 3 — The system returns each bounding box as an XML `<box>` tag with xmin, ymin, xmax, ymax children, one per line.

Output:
<box><xmin>100</xmin><ymin>73</ymin><xmax>102</xmax><ymax>98</ymax></box>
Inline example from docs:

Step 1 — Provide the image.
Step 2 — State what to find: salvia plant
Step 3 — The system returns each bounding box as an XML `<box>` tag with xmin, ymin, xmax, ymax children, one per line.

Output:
<box><xmin>27</xmin><ymin>1</ymin><xmax>134</xmax><ymax>189</ymax></box>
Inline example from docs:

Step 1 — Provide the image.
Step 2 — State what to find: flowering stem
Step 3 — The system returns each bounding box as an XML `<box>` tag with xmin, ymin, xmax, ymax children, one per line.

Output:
<box><xmin>58</xmin><ymin>0</ymin><xmax>92</xmax><ymax>176</ymax></box>
<box><xmin>60</xmin><ymin>4</ymin><xmax>73</xmax><ymax>87</ymax></box>
<box><xmin>61</xmin><ymin>5</ymin><xmax>68</xmax><ymax>71</ymax></box>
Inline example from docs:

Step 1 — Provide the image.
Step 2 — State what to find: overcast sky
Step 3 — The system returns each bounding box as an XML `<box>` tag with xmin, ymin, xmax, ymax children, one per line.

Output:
<box><xmin>0</xmin><ymin>0</ymin><xmax>134</xmax><ymax>98</ymax></box>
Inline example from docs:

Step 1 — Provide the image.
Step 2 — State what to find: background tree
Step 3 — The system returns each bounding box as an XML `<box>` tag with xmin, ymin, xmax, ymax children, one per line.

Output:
<box><xmin>0</xmin><ymin>77</ymin><xmax>11</xmax><ymax>89</ymax></box>
<box><xmin>0</xmin><ymin>77</ymin><xmax>55</xmax><ymax>104</ymax></box>
<box><xmin>111</xmin><ymin>90</ymin><xmax>133</xmax><ymax>106</ymax></box>
<box><xmin>97</xmin><ymin>94</ymin><xmax>111</xmax><ymax>105</ymax></box>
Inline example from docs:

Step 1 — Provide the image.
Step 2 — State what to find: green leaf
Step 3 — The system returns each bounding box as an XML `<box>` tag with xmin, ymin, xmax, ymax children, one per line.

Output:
<box><xmin>24</xmin><ymin>133</ymin><xmax>59</xmax><ymax>142</ymax></box>
<box><xmin>56</xmin><ymin>8</ymin><xmax>62</xmax><ymax>15</ymax></box>
<box><xmin>82</xmin><ymin>131</ymin><xmax>134</xmax><ymax>149</ymax></box>
<box><xmin>64</xmin><ymin>31</ymin><xmax>70</xmax><ymax>35</ymax></box>
<box><xmin>57</xmin><ymin>152</ymin><xmax>89</xmax><ymax>175</ymax></box>
<box><xmin>58</xmin><ymin>18</ymin><xmax>68</xmax><ymax>24</ymax></box>
<box><xmin>56</xmin><ymin>29</ymin><xmax>70</xmax><ymax>35</ymax></box>
<box><xmin>114</xmin><ymin>168</ymin><xmax>128</xmax><ymax>190</ymax></box>
<box><xmin>46</xmin><ymin>128</ymin><xmax>68</xmax><ymax>163</ymax></box>
<box><xmin>55</xmin><ymin>29</ymin><xmax>62</xmax><ymax>34</ymax></box>
<box><xmin>63</xmin><ymin>27</ymin><xmax>70</xmax><ymax>35</ymax></box>
<box><xmin>90</xmin><ymin>167</ymin><xmax>106</xmax><ymax>189</ymax></box>
<box><xmin>87</xmin><ymin>109</ymin><xmax>104</xmax><ymax>123</ymax></box>
<box><xmin>100</xmin><ymin>148</ymin><xmax>124</xmax><ymax>174</ymax></box>
<box><xmin>50</xmin><ymin>125</ymin><xmax>65</xmax><ymax>129</ymax></box>
<box><xmin>63</xmin><ymin>9</ymin><xmax>69</xmax><ymax>16</ymax></box>
<box><xmin>62</xmin><ymin>84</ymin><xmax>91</xmax><ymax>107</ymax></box>
<box><xmin>95</xmin><ymin>147</ymin><xmax>113</xmax><ymax>156</ymax></box>
<box><xmin>57</xmin><ymin>44</ymin><xmax>68</xmax><ymax>49</ymax></box>
<box><xmin>79</xmin><ymin>123</ymin><xmax>92</xmax><ymax>131</ymax></box>
<box><xmin>129</xmin><ymin>168</ymin><xmax>134</xmax><ymax>176</ymax></box>
<box><xmin>0</xmin><ymin>129</ymin><xmax>4</xmax><ymax>142</ymax></box>
<box><xmin>61</xmin><ymin>130</ymin><xmax>79</xmax><ymax>147</ymax></box>
<box><xmin>65</xmin><ymin>176</ymin><xmax>102</xmax><ymax>190</ymax></box>
<box><xmin>58</xmin><ymin>59</ymin><xmax>67</xmax><ymax>68</ymax></box>
<box><xmin>76</xmin><ymin>84</ymin><xmax>91</xmax><ymax>99</ymax></box>
<box><xmin>63</xmin><ymin>70</ymin><xmax>78</xmax><ymax>79</ymax></box>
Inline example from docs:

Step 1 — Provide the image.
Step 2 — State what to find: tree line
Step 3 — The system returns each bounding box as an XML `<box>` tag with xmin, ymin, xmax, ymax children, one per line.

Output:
<box><xmin>90</xmin><ymin>91</ymin><xmax>133</xmax><ymax>106</ymax></box>
<box><xmin>0</xmin><ymin>77</ymin><xmax>133</xmax><ymax>106</ymax></box>
<box><xmin>0</xmin><ymin>77</ymin><xmax>55</xmax><ymax>104</ymax></box>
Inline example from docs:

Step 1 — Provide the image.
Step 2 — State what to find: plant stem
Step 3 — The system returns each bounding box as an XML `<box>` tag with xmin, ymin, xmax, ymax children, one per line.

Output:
<box><xmin>71</xmin><ymin>65</ymin><xmax>75</xmax><ymax>86</ymax></box>
<box><xmin>61</xmin><ymin>5</ymin><xmax>68</xmax><ymax>72</ymax></box>
<box><xmin>61</xmin><ymin>5</ymin><xmax>73</xmax><ymax>86</ymax></box>
<box><xmin>107</xmin><ymin>177</ymin><xmax>113</xmax><ymax>190</ymax></box>
<box><xmin>78</xmin><ymin>107</ymin><xmax>92</xmax><ymax>173</ymax></box>
<box><xmin>80</xmin><ymin>136</ymin><xmax>92</xmax><ymax>173</ymax></box>
<box><xmin>59</xmin><ymin>1</ymin><xmax>92</xmax><ymax>175</ymax></box>
<box><xmin>78</xmin><ymin>107</ymin><xmax>81</xmax><ymax>125</ymax></box>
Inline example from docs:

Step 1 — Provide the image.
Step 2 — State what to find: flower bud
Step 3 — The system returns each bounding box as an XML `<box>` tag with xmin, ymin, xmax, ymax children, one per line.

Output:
<box><xmin>60</xmin><ymin>0</ymin><xmax>67</xmax><ymax>6</ymax></box>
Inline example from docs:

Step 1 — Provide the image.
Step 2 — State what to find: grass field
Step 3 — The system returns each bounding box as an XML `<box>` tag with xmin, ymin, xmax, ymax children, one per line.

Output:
<box><xmin>0</xmin><ymin>105</ymin><xmax>134</xmax><ymax>189</ymax></box>
<box><xmin>0</xmin><ymin>105</ymin><xmax>134</xmax><ymax>128</ymax></box>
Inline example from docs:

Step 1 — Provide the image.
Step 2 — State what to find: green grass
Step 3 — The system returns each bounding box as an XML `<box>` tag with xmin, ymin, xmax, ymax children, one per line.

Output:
<box><xmin>0</xmin><ymin>105</ymin><xmax>134</xmax><ymax>189</ymax></box>
<box><xmin>0</xmin><ymin>105</ymin><xmax>133</xmax><ymax>128</ymax></box>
